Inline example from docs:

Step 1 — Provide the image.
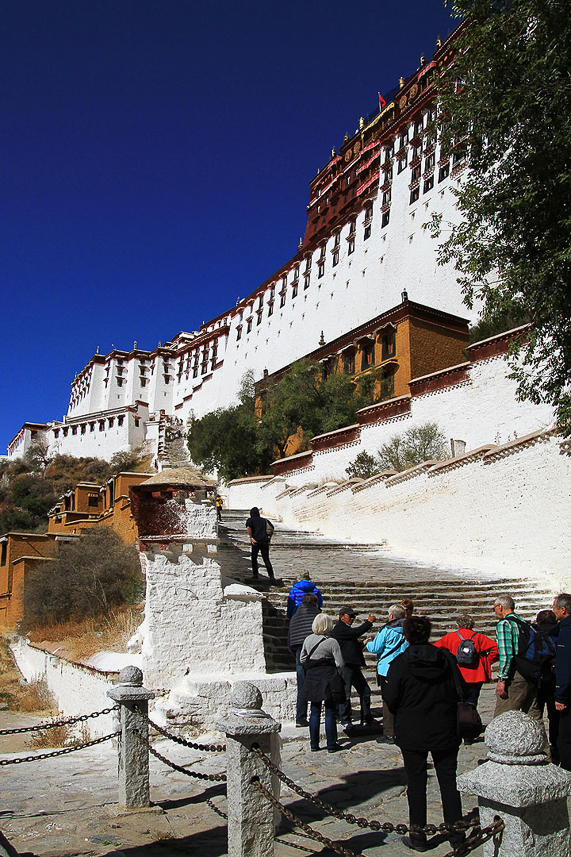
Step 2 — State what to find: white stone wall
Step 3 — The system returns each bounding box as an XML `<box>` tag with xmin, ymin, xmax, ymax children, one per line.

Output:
<box><xmin>283</xmin><ymin>356</ymin><xmax>553</xmax><ymax>487</ymax></box>
<box><xmin>266</xmin><ymin>435</ymin><xmax>571</xmax><ymax>589</ymax></box>
<box><xmin>10</xmin><ymin>638</ymin><xmax>118</xmax><ymax>738</ymax></box>
<box><xmin>141</xmin><ymin>546</ymin><xmax>268</xmax><ymax>691</ymax></box>
<box><xmin>224</xmin><ymin>476</ymin><xmax>288</xmax><ymax>515</ymax></box>
<box><xmin>47</xmin><ymin>405</ymin><xmax>148</xmax><ymax>461</ymax></box>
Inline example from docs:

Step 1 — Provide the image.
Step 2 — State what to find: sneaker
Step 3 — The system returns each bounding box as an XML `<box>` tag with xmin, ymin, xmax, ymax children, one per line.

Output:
<box><xmin>296</xmin><ymin>720</ymin><xmax>309</xmax><ymax>728</ymax></box>
<box><xmin>401</xmin><ymin>835</ymin><xmax>429</xmax><ymax>852</ymax></box>
<box><xmin>384</xmin><ymin>735</ymin><xmax>396</xmax><ymax>745</ymax></box>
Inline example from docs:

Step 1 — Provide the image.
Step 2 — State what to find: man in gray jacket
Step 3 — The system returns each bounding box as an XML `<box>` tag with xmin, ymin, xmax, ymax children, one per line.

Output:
<box><xmin>288</xmin><ymin>593</ymin><xmax>321</xmax><ymax>727</ymax></box>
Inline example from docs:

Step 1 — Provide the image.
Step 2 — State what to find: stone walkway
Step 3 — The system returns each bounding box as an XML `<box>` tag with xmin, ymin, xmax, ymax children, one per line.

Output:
<box><xmin>0</xmin><ymin>690</ymin><xmax>497</xmax><ymax>857</ymax></box>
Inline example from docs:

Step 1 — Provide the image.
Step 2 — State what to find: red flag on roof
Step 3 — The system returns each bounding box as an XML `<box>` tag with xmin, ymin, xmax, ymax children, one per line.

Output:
<box><xmin>378</xmin><ymin>92</ymin><xmax>386</xmax><ymax>109</ymax></box>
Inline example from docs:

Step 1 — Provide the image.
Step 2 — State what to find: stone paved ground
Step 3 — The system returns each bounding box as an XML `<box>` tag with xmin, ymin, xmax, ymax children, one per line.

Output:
<box><xmin>0</xmin><ymin>691</ymin><xmax>498</xmax><ymax>857</ymax></box>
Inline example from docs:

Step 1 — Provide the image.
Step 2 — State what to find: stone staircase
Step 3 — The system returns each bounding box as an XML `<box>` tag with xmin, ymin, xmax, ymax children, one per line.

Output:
<box><xmin>160</xmin><ymin>419</ymin><xmax>191</xmax><ymax>470</ymax></box>
<box><xmin>217</xmin><ymin>510</ymin><xmax>556</xmax><ymax>676</ymax></box>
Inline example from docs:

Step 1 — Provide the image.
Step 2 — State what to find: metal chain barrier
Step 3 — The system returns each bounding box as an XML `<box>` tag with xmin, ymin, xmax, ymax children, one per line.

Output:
<box><xmin>133</xmin><ymin>706</ymin><xmax>224</xmax><ymax>752</ymax></box>
<box><xmin>251</xmin><ymin>743</ymin><xmax>474</xmax><ymax>836</ymax></box>
<box><xmin>133</xmin><ymin>730</ymin><xmax>226</xmax><ymax>782</ymax></box>
<box><xmin>0</xmin><ymin>706</ymin><xmax>119</xmax><ymax>736</ymax></box>
<box><xmin>253</xmin><ymin>774</ymin><xmax>504</xmax><ymax>857</ymax></box>
<box><xmin>250</xmin><ymin>744</ymin><xmax>504</xmax><ymax>855</ymax></box>
<box><xmin>0</xmin><ymin>731</ymin><xmax>120</xmax><ymax>765</ymax></box>
<box><xmin>251</xmin><ymin>776</ymin><xmax>359</xmax><ymax>857</ymax></box>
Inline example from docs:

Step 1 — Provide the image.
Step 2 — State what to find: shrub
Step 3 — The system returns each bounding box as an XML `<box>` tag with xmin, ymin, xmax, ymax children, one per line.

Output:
<box><xmin>378</xmin><ymin>422</ymin><xmax>448</xmax><ymax>472</ymax></box>
<box><xmin>345</xmin><ymin>451</ymin><xmax>383</xmax><ymax>480</ymax></box>
<box><xmin>22</xmin><ymin>528</ymin><xmax>144</xmax><ymax>631</ymax></box>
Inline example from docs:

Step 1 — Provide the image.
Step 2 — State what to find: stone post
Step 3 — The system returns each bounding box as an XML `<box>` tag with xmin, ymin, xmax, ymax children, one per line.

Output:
<box><xmin>216</xmin><ymin>681</ymin><xmax>281</xmax><ymax>857</ymax></box>
<box><xmin>457</xmin><ymin>710</ymin><xmax>571</xmax><ymax>856</ymax></box>
<box><xmin>107</xmin><ymin>665</ymin><xmax>155</xmax><ymax>810</ymax></box>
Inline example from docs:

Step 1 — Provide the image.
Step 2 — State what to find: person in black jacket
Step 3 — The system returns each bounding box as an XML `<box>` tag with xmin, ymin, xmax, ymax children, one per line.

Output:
<box><xmin>384</xmin><ymin>616</ymin><xmax>466</xmax><ymax>853</ymax></box>
<box><xmin>287</xmin><ymin>593</ymin><xmax>321</xmax><ymax>727</ymax></box>
<box><xmin>245</xmin><ymin>507</ymin><xmax>275</xmax><ymax>581</ymax></box>
<box><xmin>553</xmin><ymin>593</ymin><xmax>571</xmax><ymax>770</ymax></box>
<box><xmin>330</xmin><ymin>606</ymin><xmax>376</xmax><ymax>729</ymax></box>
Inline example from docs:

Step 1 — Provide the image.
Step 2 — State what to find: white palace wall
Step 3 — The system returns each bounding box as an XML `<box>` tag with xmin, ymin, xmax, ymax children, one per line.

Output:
<box><xmin>230</xmin><ymin>433</ymin><xmax>570</xmax><ymax>588</ymax></box>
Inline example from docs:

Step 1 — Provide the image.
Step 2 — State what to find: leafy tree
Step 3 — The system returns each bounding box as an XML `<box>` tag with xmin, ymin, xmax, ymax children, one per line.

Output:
<box><xmin>429</xmin><ymin>0</ymin><xmax>571</xmax><ymax>436</ymax></box>
<box><xmin>21</xmin><ymin>528</ymin><xmax>143</xmax><ymax>631</ymax></box>
<box><xmin>188</xmin><ymin>372</ymin><xmax>274</xmax><ymax>481</ymax></box>
<box><xmin>257</xmin><ymin>360</ymin><xmax>378</xmax><ymax>457</ymax></box>
<box><xmin>377</xmin><ymin>422</ymin><xmax>449</xmax><ymax>471</ymax></box>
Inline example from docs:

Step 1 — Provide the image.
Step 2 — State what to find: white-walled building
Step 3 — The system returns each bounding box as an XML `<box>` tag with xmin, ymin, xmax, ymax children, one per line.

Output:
<box><xmin>8</xmin><ymin>32</ymin><xmax>484</xmax><ymax>464</ymax></box>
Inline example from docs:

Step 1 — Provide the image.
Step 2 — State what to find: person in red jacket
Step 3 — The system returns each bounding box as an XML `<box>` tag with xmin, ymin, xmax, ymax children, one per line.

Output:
<box><xmin>434</xmin><ymin>614</ymin><xmax>499</xmax><ymax>710</ymax></box>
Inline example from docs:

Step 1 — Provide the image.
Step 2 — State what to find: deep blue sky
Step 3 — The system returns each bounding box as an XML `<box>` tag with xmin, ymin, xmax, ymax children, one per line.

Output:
<box><xmin>1</xmin><ymin>0</ymin><xmax>457</xmax><ymax>452</ymax></box>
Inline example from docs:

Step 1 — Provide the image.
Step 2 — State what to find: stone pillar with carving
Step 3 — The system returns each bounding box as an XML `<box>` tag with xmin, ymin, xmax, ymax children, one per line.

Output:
<box><xmin>457</xmin><ymin>710</ymin><xmax>571</xmax><ymax>856</ymax></box>
<box><xmin>216</xmin><ymin>681</ymin><xmax>281</xmax><ymax>857</ymax></box>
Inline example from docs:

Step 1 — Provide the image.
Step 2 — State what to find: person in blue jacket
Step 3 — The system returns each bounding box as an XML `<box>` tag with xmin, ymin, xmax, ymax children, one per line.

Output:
<box><xmin>553</xmin><ymin>592</ymin><xmax>571</xmax><ymax>770</ymax></box>
<box><xmin>287</xmin><ymin>572</ymin><xmax>323</xmax><ymax>618</ymax></box>
<box><xmin>366</xmin><ymin>603</ymin><xmax>409</xmax><ymax>743</ymax></box>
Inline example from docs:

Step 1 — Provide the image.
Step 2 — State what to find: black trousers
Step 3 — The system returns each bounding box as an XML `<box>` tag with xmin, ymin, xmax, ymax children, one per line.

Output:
<box><xmin>251</xmin><ymin>542</ymin><xmax>274</xmax><ymax>578</ymax></box>
<box><xmin>558</xmin><ymin>707</ymin><xmax>571</xmax><ymax>771</ymax></box>
<box><xmin>401</xmin><ymin>746</ymin><xmax>463</xmax><ymax>844</ymax></box>
<box><xmin>338</xmin><ymin>665</ymin><xmax>371</xmax><ymax>724</ymax></box>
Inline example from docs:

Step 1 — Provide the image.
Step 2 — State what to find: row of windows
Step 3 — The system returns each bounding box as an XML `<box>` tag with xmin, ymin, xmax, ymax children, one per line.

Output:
<box><xmin>53</xmin><ymin>414</ymin><xmax>138</xmax><ymax>438</ymax></box>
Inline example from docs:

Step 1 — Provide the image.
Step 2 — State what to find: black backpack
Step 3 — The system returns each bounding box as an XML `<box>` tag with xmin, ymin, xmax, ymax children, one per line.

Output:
<box><xmin>511</xmin><ymin>617</ymin><xmax>556</xmax><ymax>687</ymax></box>
<box><xmin>455</xmin><ymin>631</ymin><xmax>479</xmax><ymax>667</ymax></box>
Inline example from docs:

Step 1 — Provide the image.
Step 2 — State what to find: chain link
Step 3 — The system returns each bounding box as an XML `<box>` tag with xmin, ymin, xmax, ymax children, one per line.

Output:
<box><xmin>252</xmin><ymin>776</ymin><xmax>359</xmax><ymax>857</ymax></box>
<box><xmin>133</xmin><ymin>730</ymin><xmax>226</xmax><ymax>781</ymax></box>
<box><xmin>0</xmin><ymin>706</ymin><xmax>119</xmax><ymax>736</ymax></box>
<box><xmin>0</xmin><ymin>731</ymin><xmax>120</xmax><ymax>765</ymax></box>
<box><xmin>206</xmin><ymin>797</ymin><xmax>228</xmax><ymax>820</ymax></box>
<box><xmin>133</xmin><ymin>706</ymin><xmax>224</xmax><ymax>752</ymax></box>
<box><xmin>441</xmin><ymin>818</ymin><xmax>505</xmax><ymax>857</ymax></box>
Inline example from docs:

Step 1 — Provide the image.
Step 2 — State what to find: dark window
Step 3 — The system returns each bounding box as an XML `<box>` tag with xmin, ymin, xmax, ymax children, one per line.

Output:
<box><xmin>381</xmin><ymin>210</ymin><xmax>390</xmax><ymax>228</ymax></box>
<box><xmin>1</xmin><ymin>542</ymin><xmax>7</xmax><ymax>566</ymax></box>
<box><xmin>343</xmin><ymin>351</ymin><xmax>355</xmax><ymax>374</ymax></box>
<box><xmin>382</xmin><ymin>331</ymin><xmax>396</xmax><ymax>360</ymax></box>
<box><xmin>332</xmin><ymin>250</ymin><xmax>339</xmax><ymax>267</ymax></box>
<box><xmin>118</xmin><ymin>416</ymin><xmax>124</xmax><ymax>427</ymax></box>
<box><xmin>292</xmin><ymin>283</ymin><xmax>298</xmax><ymax>298</ymax></box>
<box><xmin>88</xmin><ymin>495</ymin><xmax>99</xmax><ymax>508</ymax></box>
<box><xmin>267</xmin><ymin>302</ymin><xmax>274</xmax><ymax>316</ymax></box>
<box><xmin>423</xmin><ymin>176</ymin><xmax>434</xmax><ymax>193</ymax></box>
<box><xmin>135</xmin><ymin>418</ymin><xmax>140</xmax><ymax>427</ymax></box>
<box><xmin>439</xmin><ymin>162</ymin><xmax>450</xmax><ymax>182</ymax></box>
<box><xmin>361</xmin><ymin>342</ymin><xmax>375</xmax><ymax>370</ymax></box>
<box><xmin>246</xmin><ymin>319</ymin><xmax>252</xmax><ymax>333</ymax></box>
<box><xmin>304</xmin><ymin>274</ymin><xmax>310</xmax><ymax>290</ymax></box>
<box><xmin>236</xmin><ymin>326</ymin><xmax>242</xmax><ymax>341</ymax></box>
<box><xmin>348</xmin><ymin>238</ymin><xmax>355</xmax><ymax>255</ymax></box>
<box><xmin>318</xmin><ymin>262</ymin><xmax>325</xmax><ymax>278</ymax></box>
<box><xmin>72</xmin><ymin>426</ymin><xmax>77</xmax><ymax>435</ymax></box>
<box><xmin>410</xmin><ymin>186</ymin><xmax>420</xmax><ymax>204</ymax></box>
<box><xmin>108</xmin><ymin>418</ymin><xmax>114</xmax><ymax>427</ymax></box>
<box><xmin>411</xmin><ymin>165</ymin><xmax>421</xmax><ymax>182</ymax></box>
<box><xmin>364</xmin><ymin>225</ymin><xmax>371</xmax><ymax>240</ymax></box>
<box><xmin>280</xmin><ymin>293</ymin><xmax>286</xmax><ymax>307</ymax></box>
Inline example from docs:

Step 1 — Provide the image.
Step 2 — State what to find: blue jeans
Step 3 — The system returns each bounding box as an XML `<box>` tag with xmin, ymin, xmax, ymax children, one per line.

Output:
<box><xmin>309</xmin><ymin>700</ymin><xmax>338</xmax><ymax>750</ymax></box>
<box><xmin>295</xmin><ymin>648</ymin><xmax>308</xmax><ymax>724</ymax></box>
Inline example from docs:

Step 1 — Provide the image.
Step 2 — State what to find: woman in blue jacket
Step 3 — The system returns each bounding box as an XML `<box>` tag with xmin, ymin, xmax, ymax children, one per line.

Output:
<box><xmin>365</xmin><ymin>603</ymin><xmax>408</xmax><ymax>742</ymax></box>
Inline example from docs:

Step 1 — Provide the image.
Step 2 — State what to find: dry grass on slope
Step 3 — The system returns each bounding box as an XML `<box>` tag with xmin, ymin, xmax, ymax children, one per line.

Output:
<box><xmin>26</xmin><ymin>603</ymin><xmax>145</xmax><ymax>662</ymax></box>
